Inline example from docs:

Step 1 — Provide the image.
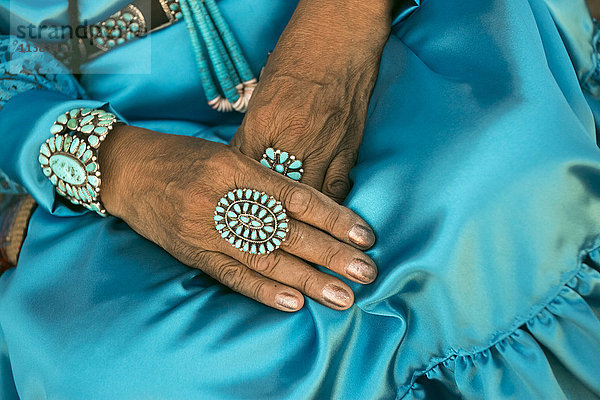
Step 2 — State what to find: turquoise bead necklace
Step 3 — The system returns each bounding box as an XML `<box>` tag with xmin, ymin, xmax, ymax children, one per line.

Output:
<box><xmin>180</xmin><ymin>0</ymin><xmax>257</xmax><ymax>112</ymax></box>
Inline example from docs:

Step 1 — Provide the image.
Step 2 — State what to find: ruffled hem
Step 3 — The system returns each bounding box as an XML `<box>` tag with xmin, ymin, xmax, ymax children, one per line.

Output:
<box><xmin>398</xmin><ymin>248</ymin><xmax>600</xmax><ymax>400</ymax></box>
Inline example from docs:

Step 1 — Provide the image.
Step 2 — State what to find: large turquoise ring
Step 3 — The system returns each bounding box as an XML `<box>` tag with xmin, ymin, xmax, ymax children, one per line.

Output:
<box><xmin>260</xmin><ymin>148</ymin><xmax>303</xmax><ymax>181</ymax></box>
<box><xmin>39</xmin><ymin>108</ymin><xmax>122</xmax><ymax>216</ymax></box>
<box><xmin>214</xmin><ymin>189</ymin><xmax>289</xmax><ymax>255</ymax></box>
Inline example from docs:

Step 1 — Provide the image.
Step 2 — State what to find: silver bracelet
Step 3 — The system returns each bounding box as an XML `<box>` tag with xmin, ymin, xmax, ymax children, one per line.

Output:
<box><xmin>39</xmin><ymin>108</ymin><xmax>123</xmax><ymax>216</ymax></box>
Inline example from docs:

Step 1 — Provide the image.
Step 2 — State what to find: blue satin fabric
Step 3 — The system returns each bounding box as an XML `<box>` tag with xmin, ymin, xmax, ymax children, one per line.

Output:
<box><xmin>1</xmin><ymin>0</ymin><xmax>600</xmax><ymax>398</ymax></box>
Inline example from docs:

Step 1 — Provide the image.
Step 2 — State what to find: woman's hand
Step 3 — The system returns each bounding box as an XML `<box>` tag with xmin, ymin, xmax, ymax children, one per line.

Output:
<box><xmin>232</xmin><ymin>0</ymin><xmax>393</xmax><ymax>203</ymax></box>
<box><xmin>98</xmin><ymin>125</ymin><xmax>377</xmax><ymax>312</ymax></box>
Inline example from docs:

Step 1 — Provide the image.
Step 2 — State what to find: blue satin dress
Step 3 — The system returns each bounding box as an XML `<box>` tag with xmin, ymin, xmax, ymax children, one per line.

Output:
<box><xmin>1</xmin><ymin>0</ymin><xmax>600</xmax><ymax>398</ymax></box>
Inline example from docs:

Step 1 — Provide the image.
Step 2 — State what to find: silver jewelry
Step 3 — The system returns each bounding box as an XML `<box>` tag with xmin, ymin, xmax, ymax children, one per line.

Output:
<box><xmin>260</xmin><ymin>148</ymin><xmax>303</xmax><ymax>181</ymax></box>
<box><xmin>88</xmin><ymin>5</ymin><xmax>147</xmax><ymax>52</ymax></box>
<box><xmin>214</xmin><ymin>188</ymin><xmax>289</xmax><ymax>254</ymax></box>
<box><xmin>39</xmin><ymin>108</ymin><xmax>123</xmax><ymax>216</ymax></box>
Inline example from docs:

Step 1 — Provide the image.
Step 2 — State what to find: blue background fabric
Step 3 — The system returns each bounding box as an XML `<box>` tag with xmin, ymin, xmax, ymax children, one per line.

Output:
<box><xmin>1</xmin><ymin>0</ymin><xmax>600</xmax><ymax>398</ymax></box>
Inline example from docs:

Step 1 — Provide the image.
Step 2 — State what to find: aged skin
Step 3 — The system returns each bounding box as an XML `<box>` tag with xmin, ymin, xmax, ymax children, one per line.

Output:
<box><xmin>99</xmin><ymin>0</ymin><xmax>393</xmax><ymax>312</ymax></box>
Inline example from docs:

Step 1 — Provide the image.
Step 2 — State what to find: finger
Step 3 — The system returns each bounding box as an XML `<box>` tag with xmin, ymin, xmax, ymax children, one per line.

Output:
<box><xmin>226</xmin><ymin>246</ymin><xmax>354</xmax><ymax>310</ymax></box>
<box><xmin>195</xmin><ymin>251</ymin><xmax>304</xmax><ymax>312</ymax></box>
<box><xmin>322</xmin><ymin>151</ymin><xmax>355</xmax><ymax>204</ymax></box>
<box><xmin>281</xmin><ymin>219</ymin><xmax>377</xmax><ymax>284</ymax></box>
<box><xmin>239</xmin><ymin>167</ymin><xmax>376</xmax><ymax>249</ymax></box>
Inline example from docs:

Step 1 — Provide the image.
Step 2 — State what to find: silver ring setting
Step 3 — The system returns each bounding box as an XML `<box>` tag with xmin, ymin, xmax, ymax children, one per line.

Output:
<box><xmin>260</xmin><ymin>148</ymin><xmax>303</xmax><ymax>181</ymax></box>
<box><xmin>214</xmin><ymin>188</ymin><xmax>289</xmax><ymax>254</ymax></box>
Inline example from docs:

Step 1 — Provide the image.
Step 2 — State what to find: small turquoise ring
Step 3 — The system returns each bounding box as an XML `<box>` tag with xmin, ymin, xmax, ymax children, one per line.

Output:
<box><xmin>260</xmin><ymin>148</ymin><xmax>303</xmax><ymax>181</ymax></box>
<box><xmin>215</xmin><ymin>188</ymin><xmax>289</xmax><ymax>255</ymax></box>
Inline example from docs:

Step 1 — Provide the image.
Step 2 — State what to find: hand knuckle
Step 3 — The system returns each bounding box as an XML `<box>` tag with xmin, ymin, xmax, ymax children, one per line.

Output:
<box><xmin>323</xmin><ymin>209</ymin><xmax>341</xmax><ymax>233</ymax></box>
<box><xmin>255</xmin><ymin>252</ymin><xmax>281</xmax><ymax>275</ymax></box>
<box><xmin>323</xmin><ymin>246</ymin><xmax>343</xmax><ymax>267</ymax></box>
<box><xmin>281</xmin><ymin>186</ymin><xmax>311</xmax><ymax>216</ymax></box>
<box><xmin>218</xmin><ymin>262</ymin><xmax>244</xmax><ymax>290</ymax></box>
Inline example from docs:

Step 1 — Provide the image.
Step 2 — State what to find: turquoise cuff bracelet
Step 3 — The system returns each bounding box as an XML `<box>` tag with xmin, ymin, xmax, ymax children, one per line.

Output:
<box><xmin>39</xmin><ymin>108</ymin><xmax>123</xmax><ymax>216</ymax></box>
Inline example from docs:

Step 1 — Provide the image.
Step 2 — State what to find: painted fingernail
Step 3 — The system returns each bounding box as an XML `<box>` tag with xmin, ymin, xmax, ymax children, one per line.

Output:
<box><xmin>275</xmin><ymin>292</ymin><xmax>301</xmax><ymax>310</ymax></box>
<box><xmin>345</xmin><ymin>259</ymin><xmax>377</xmax><ymax>283</ymax></box>
<box><xmin>322</xmin><ymin>284</ymin><xmax>352</xmax><ymax>308</ymax></box>
<box><xmin>348</xmin><ymin>224</ymin><xmax>375</xmax><ymax>248</ymax></box>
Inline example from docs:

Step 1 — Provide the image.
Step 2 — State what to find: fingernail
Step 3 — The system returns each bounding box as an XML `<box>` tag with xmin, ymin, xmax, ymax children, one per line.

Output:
<box><xmin>322</xmin><ymin>284</ymin><xmax>352</xmax><ymax>308</ymax></box>
<box><xmin>348</xmin><ymin>224</ymin><xmax>375</xmax><ymax>248</ymax></box>
<box><xmin>345</xmin><ymin>259</ymin><xmax>377</xmax><ymax>283</ymax></box>
<box><xmin>275</xmin><ymin>292</ymin><xmax>300</xmax><ymax>310</ymax></box>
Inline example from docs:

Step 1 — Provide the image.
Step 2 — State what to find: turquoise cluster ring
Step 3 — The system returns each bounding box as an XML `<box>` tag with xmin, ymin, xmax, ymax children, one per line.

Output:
<box><xmin>39</xmin><ymin>108</ymin><xmax>122</xmax><ymax>216</ymax></box>
<box><xmin>215</xmin><ymin>188</ymin><xmax>289</xmax><ymax>255</ymax></box>
<box><xmin>260</xmin><ymin>148</ymin><xmax>303</xmax><ymax>181</ymax></box>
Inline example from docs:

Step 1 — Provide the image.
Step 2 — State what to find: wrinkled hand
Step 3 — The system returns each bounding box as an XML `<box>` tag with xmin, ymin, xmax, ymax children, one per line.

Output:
<box><xmin>232</xmin><ymin>1</ymin><xmax>392</xmax><ymax>202</ymax></box>
<box><xmin>98</xmin><ymin>125</ymin><xmax>377</xmax><ymax>312</ymax></box>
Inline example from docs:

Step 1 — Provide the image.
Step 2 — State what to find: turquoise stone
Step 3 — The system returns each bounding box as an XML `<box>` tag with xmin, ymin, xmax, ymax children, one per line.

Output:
<box><xmin>221</xmin><ymin>231</ymin><xmax>229</xmax><ymax>238</ymax></box>
<box><xmin>57</xmin><ymin>114</ymin><xmax>68</xmax><ymax>124</ymax></box>
<box><xmin>259</xmin><ymin>231</ymin><xmax>267</xmax><ymax>240</ymax></box>
<box><xmin>76</xmin><ymin>145</ymin><xmax>86</xmax><ymax>158</ymax></box>
<box><xmin>122</xmin><ymin>12</ymin><xmax>133</xmax><ymax>22</ymax></box>
<box><xmin>89</xmin><ymin>204</ymin><xmax>99</xmax><ymax>212</ymax></box>
<box><xmin>69</xmin><ymin>137</ymin><xmax>80</xmax><ymax>153</ymax></box>
<box><xmin>245</xmin><ymin>189</ymin><xmax>252</xmax><ymax>199</ymax></box>
<box><xmin>251</xmin><ymin>205</ymin><xmax>258</xmax><ymax>214</ymax></box>
<box><xmin>228</xmin><ymin>220</ymin><xmax>238</xmax><ymax>227</ymax></box>
<box><xmin>215</xmin><ymin>224</ymin><xmax>225</xmax><ymax>231</ymax></box>
<box><xmin>50</xmin><ymin>175</ymin><xmax>58</xmax><ymax>185</ymax></box>
<box><xmin>67</xmin><ymin>118</ymin><xmax>77</xmax><ymax>130</ymax></box>
<box><xmin>81</xmin><ymin>115</ymin><xmax>94</xmax><ymax>125</ymax></box>
<box><xmin>65</xmin><ymin>184</ymin><xmax>73</xmax><ymax>196</ymax></box>
<box><xmin>58</xmin><ymin>180</ymin><xmax>65</xmax><ymax>192</ymax></box>
<box><xmin>40</xmin><ymin>143</ymin><xmax>51</xmax><ymax>157</ymax></box>
<box><xmin>266</xmin><ymin>148</ymin><xmax>275</xmax><ymax>160</ymax></box>
<box><xmin>259</xmin><ymin>244</ymin><xmax>266</xmax><ymax>254</ymax></box>
<box><xmin>101</xmin><ymin>27</ymin><xmax>108</xmax><ymax>37</ymax></box>
<box><xmin>236</xmin><ymin>189</ymin><xmax>243</xmax><ymax>198</ymax></box>
<box><xmin>170</xmin><ymin>3</ymin><xmax>179</xmax><ymax>10</ymax></box>
<box><xmin>272</xmin><ymin>238</ymin><xmax>281</xmax><ymax>247</ymax></box>
<box><xmin>250</xmin><ymin>220</ymin><xmax>262</xmax><ymax>228</ymax></box>
<box><xmin>95</xmin><ymin>37</ymin><xmax>105</xmax><ymax>46</ymax></box>
<box><xmin>242</xmin><ymin>243</ymin><xmax>249</xmax><ymax>252</ymax></box>
<box><xmin>117</xmin><ymin>38</ymin><xmax>125</xmax><ymax>45</ymax></box>
<box><xmin>214</xmin><ymin>215</ymin><xmax>224</xmax><ymax>222</ymax></box>
<box><xmin>111</xmin><ymin>29</ymin><xmax>120</xmax><ymax>38</ymax></box>
<box><xmin>107</xmin><ymin>40</ymin><xmax>116</xmax><ymax>47</ymax></box>
<box><xmin>234</xmin><ymin>240</ymin><xmax>242</xmax><ymax>249</ymax></box>
<box><xmin>81</xmin><ymin>125</ymin><xmax>94</xmax><ymax>134</ymax></box>
<box><xmin>63</xmin><ymin>136</ymin><xmax>72</xmax><ymax>151</ymax></box>
<box><xmin>227</xmin><ymin>192</ymin><xmax>235</xmax><ymax>201</ymax></box>
<box><xmin>263</xmin><ymin>217</ymin><xmax>273</xmax><ymax>223</ymax></box>
<box><xmin>105</xmin><ymin>19</ymin><xmax>115</xmax><ymax>28</ymax></box>
<box><xmin>48</xmin><ymin>137</ymin><xmax>56</xmax><ymax>152</ymax></box>
<box><xmin>86</xmin><ymin>162</ymin><xmax>97</xmax><ymax>172</ymax></box>
<box><xmin>50</xmin><ymin>124</ymin><xmax>63</xmax><ymax>134</ymax></box>
<box><xmin>275</xmin><ymin>164</ymin><xmax>284</xmax><ymax>174</ymax></box>
<box><xmin>39</xmin><ymin>154</ymin><xmax>48</xmax><ymax>165</ymax></box>
<box><xmin>175</xmin><ymin>12</ymin><xmax>182</xmax><ymax>19</ymax></box>
<box><xmin>69</xmin><ymin>109</ymin><xmax>80</xmax><ymax>118</ymax></box>
<box><xmin>126</xmin><ymin>32</ymin><xmax>135</xmax><ymax>40</ymax></box>
<box><xmin>250</xmin><ymin>244</ymin><xmax>257</xmax><ymax>254</ymax></box>
<box><xmin>228</xmin><ymin>237</ymin><xmax>235</xmax><ymax>244</ymax></box>
<box><xmin>227</xmin><ymin>211</ymin><xmax>236</xmax><ymax>218</ymax></box>
<box><xmin>130</xmin><ymin>22</ymin><xmax>140</xmax><ymax>32</ymax></box>
<box><xmin>81</xmin><ymin>108</ymin><xmax>91</xmax><ymax>116</ymax></box>
<box><xmin>91</xmin><ymin>26</ymin><xmax>99</xmax><ymax>35</ymax></box>
<box><xmin>261</xmin><ymin>194</ymin><xmax>268</xmax><ymax>204</ymax></box>
<box><xmin>220</xmin><ymin>198</ymin><xmax>228</xmax><ymax>206</ymax></box>
<box><xmin>279</xmin><ymin>222</ymin><xmax>288</xmax><ymax>229</ymax></box>
<box><xmin>242</xmin><ymin>202</ymin><xmax>249</xmax><ymax>212</ymax></box>
<box><xmin>266</xmin><ymin>242</ymin><xmax>274</xmax><ymax>252</ymax></box>
<box><xmin>117</xmin><ymin>20</ymin><xmax>126</xmax><ymax>29</ymax></box>
<box><xmin>49</xmin><ymin>154</ymin><xmax>87</xmax><ymax>185</ymax></box>
<box><xmin>42</xmin><ymin>167</ymin><xmax>52</xmax><ymax>177</ymax></box>
<box><xmin>78</xmin><ymin>188</ymin><xmax>87</xmax><ymax>202</ymax></box>
<box><xmin>91</xmin><ymin>110</ymin><xmax>103</xmax><ymax>115</ymax></box>
<box><xmin>94</xmin><ymin>126</ymin><xmax>108</xmax><ymax>135</ymax></box>
<box><xmin>277</xmin><ymin>213</ymin><xmax>287</xmax><ymax>220</ymax></box>
<box><xmin>289</xmin><ymin>160</ymin><xmax>302</xmax><ymax>169</ymax></box>
<box><xmin>235</xmin><ymin>226</ymin><xmax>243</xmax><ymax>235</ymax></box>
<box><xmin>239</xmin><ymin>215</ymin><xmax>249</xmax><ymax>224</ymax></box>
<box><xmin>88</xmin><ymin>175</ymin><xmax>99</xmax><ymax>187</ymax></box>
<box><xmin>279</xmin><ymin>152</ymin><xmax>288</xmax><ymax>163</ymax></box>
<box><xmin>267</xmin><ymin>199</ymin><xmax>276</xmax><ymax>208</ymax></box>
<box><xmin>276</xmin><ymin>231</ymin><xmax>286</xmax><ymax>238</ymax></box>
<box><xmin>87</xmin><ymin>184</ymin><xmax>96</xmax><ymax>197</ymax></box>
<box><xmin>258</xmin><ymin>209</ymin><xmax>267</xmax><ymax>218</ymax></box>
<box><xmin>273</xmin><ymin>205</ymin><xmax>282</xmax><ymax>213</ymax></box>
<box><xmin>88</xmin><ymin>135</ymin><xmax>99</xmax><ymax>147</ymax></box>
<box><xmin>251</xmin><ymin>231</ymin><xmax>257</xmax><ymax>240</ymax></box>
<box><xmin>233</xmin><ymin>204</ymin><xmax>242</xmax><ymax>213</ymax></box>
<box><xmin>215</xmin><ymin>206</ymin><xmax>225</xmax><ymax>213</ymax></box>
<box><xmin>264</xmin><ymin>226</ymin><xmax>274</xmax><ymax>233</ymax></box>
<box><xmin>287</xmin><ymin>172</ymin><xmax>302</xmax><ymax>181</ymax></box>
<box><xmin>82</xmin><ymin>149</ymin><xmax>93</xmax><ymax>163</ymax></box>
<box><xmin>243</xmin><ymin>229</ymin><xmax>250</xmax><ymax>238</ymax></box>
<box><xmin>253</xmin><ymin>191</ymin><xmax>260</xmax><ymax>201</ymax></box>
